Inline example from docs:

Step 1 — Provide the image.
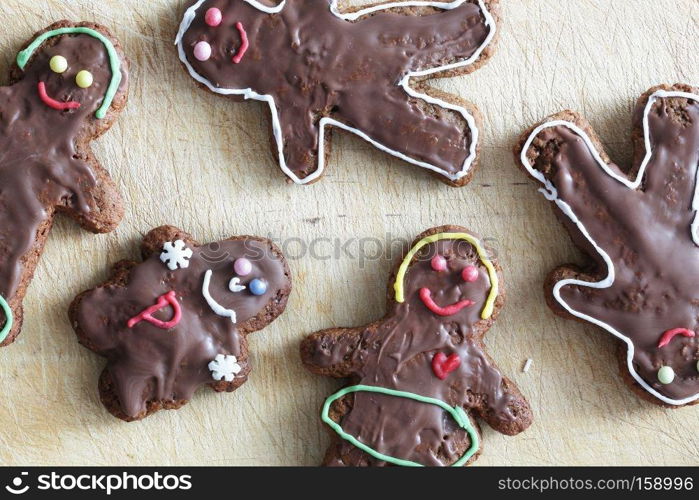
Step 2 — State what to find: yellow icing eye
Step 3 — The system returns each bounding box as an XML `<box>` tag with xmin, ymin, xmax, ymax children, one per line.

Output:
<box><xmin>49</xmin><ymin>55</ymin><xmax>68</xmax><ymax>74</ymax></box>
<box><xmin>75</xmin><ymin>70</ymin><xmax>93</xmax><ymax>88</ymax></box>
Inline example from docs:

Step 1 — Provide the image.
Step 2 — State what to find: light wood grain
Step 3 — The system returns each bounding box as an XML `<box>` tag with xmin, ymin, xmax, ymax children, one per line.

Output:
<box><xmin>0</xmin><ymin>0</ymin><xmax>697</xmax><ymax>466</ymax></box>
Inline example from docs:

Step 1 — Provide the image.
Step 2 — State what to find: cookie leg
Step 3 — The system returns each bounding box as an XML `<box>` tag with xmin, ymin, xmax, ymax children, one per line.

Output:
<box><xmin>333</xmin><ymin>86</ymin><xmax>475</xmax><ymax>181</ymax></box>
<box><xmin>633</xmin><ymin>86</ymin><xmax>699</xmax><ymax>209</ymax></box>
<box><xmin>519</xmin><ymin>112</ymin><xmax>634</xmax><ymax>239</ymax></box>
<box><xmin>273</xmin><ymin>102</ymin><xmax>323</xmax><ymax>183</ymax></box>
<box><xmin>0</xmin><ymin>189</ymin><xmax>53</xmax><ymax>345</ymax></box>
<box><xmin>321</xmin><ymin>438</ymin><xmax>375</xmax><ymax>467</ymax></box>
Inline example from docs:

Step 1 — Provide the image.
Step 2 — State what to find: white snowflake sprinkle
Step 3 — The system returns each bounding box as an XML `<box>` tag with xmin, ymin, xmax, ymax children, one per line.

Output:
<box><xmin>160</xmin><ymin>240</ymin><xmax>193</xmax><ymax>271</ymax></box>
<box><xmin>208</xmin><ymin>354</ymin><xmax>242</xmax><ymax>382</ymax></box>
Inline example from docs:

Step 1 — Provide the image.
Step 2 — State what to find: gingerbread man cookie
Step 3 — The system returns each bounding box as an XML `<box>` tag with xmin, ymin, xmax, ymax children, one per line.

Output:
<box><xmin>301</xmin><ymin>226</ymin><xmax>531</xmax><ymax>466</ymax></box>
<box><xmin>176</xmin><ymin>0</ymin><xmax>500</xmax><ymax>185</ymax></box>
<box><xmin>0</xmin><ymin>21</ymin><xmax>129</xmax><ymax>346</ymax></box>
<box><xmin>70</xmin><ymin>226</ymin><xmax>291</xmax><ymax>421</ymax></box>
<box><xmin>517</xmin><ymin>84</ymin><xmax>699</xmax><ymax>407</ymax></box>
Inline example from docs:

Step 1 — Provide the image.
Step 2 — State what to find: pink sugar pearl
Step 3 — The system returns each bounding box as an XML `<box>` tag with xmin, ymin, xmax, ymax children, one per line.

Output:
<box><xmin>234</xmin><ymin>258</ymin><xmax>252</xmax><ymax>276</ymax></box>
<box><xmin>431</xmin><ymin>254</ymin><xmax>447</xmax><ymax>272</ymax></box>
<box><xmin>193</xmin><ymin>41</ymin><xmax>212</xmax><ymax>61</ymax></box>
<box><xmin>462</xmin><ymin>265</ymin><xmax>479</xmax><ymax>282</ymax></box>
<box><xmin>205</xmin><ymin>8</ymin><xmax>223</xmax><ymax>27</ymax></box>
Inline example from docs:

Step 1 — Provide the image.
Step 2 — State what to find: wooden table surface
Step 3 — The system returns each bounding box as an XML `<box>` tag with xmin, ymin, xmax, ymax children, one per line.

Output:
<box><xmin>0</xmin><ymin>0</ymin><xmax>697</xmax><ymax>466</ymax></box>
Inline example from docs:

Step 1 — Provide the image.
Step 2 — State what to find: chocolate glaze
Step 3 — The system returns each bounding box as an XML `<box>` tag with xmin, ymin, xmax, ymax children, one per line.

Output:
<box><xmin>73</xmin><ymin>230</ymin><xmax>291</xmax><ymax>420</ymax></box>
<box><xmin>523</xmin><ymin>87</ymin><xmax>699</xmax><ymax>403</ymax></box>
<box><xmin>180</xmin><ymin>0</ymin><xmax>495</xmax><ymax>181</ymax></box>
<box><xmin>0</xmin><ymin>22</ymin><xmax>128</xmax><ymax>344</ymax></box>
<box><xmin>302</xmin><ymin>227</ymin><xmax>531</xmax><ymax>466</ymax></box>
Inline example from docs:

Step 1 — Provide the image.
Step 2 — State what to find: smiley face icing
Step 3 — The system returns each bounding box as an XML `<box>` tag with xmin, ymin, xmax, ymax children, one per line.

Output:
<box><xmin>69</xmin><ymin>226</ymin><xmax>291</xmax><ymax>421</ymax></box>
<box><xmin>301</xmin><ymin>226</ymin><xmax>531</xmax><ymax>467</ymax></box>
<box><xmin>516</xmin><ymin>84</ymin><xmax>699</xmax><ymax>407</ymax></box>
<box><xmin>176</xmin><ymin>0</ymin><xmax>501</xmax><ymax>186</ymax></box>
<box><xmin>0</xmin><ymin>21</ymin><xmax>129</xmax><ymax>347</ymax></box>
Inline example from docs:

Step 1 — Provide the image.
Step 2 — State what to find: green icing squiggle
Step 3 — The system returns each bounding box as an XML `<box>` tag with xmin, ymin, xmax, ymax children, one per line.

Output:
<box><xmin>16</xmin><ymin>27</ymin><xmax>121</xmax><ymax>119</ymax></box>
<box><xmin>0</xmin><ymin>294</ymin><xmax>13</xmax><ymax>344</ymax></box>
<box><xmin>321</xmin><ymin>384</ymin><xmax>479</xmax><ymax>467</ymax></box>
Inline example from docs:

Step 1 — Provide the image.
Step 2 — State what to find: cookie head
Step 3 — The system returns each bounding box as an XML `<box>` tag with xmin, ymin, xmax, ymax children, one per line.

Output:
<box><xmin>16</xmin><ymin>26</ymin><xmax>126</xmax><ymax>120</ymax></box>
<box><xmin>180</xmin><ymin>1</ymin><xmax>255</xmax><ymax>79</ymax></box>
<box><xmin>393</xmin><ymin>232</ymin><xmax>499</xmax><ymax>325</ymax></box>
<box><xmin>193</xmin><ymin>238</ymin><xmax>290</xmax><ymax>326</ymax></box>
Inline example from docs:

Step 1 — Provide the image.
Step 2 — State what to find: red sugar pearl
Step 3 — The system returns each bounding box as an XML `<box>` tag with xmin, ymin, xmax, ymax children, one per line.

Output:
<box><xmin>431</xmin><ymin>254</ymin><xmax>447</xmax><ymax>272</ymax></box>
<box><xmin>462</xmin><ymin>265</ymin><xmax>479</xmax><ymax>282</ymax></box>
<box><xmin>205</xmin><ymin>7</ymin><xmax>223</xmax><ymax>27</ymax></box>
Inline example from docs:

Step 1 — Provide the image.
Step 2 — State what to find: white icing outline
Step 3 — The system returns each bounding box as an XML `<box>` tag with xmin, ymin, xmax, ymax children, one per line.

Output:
<box><xmin>203</xmin><ymin>269</ymin><xmax>237</xmax><ymax>323</ymax></box>
<box><xmin>520</xmin><ymin>89</ymin><xmax>699</xmax><ymax>406</ymax></box>
<box><xmin>176</xmin><ymin>0</ymin><xmax>497</xmax><ymax>184</ymax></box>
<box><xmin>229</xmin><ymin>276</ymin><xmax>246</xmax><ymax>292</ymax></box>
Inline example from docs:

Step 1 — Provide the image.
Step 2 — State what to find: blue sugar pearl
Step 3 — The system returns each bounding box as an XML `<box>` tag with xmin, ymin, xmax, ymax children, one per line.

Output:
<box><xmin>249</xmin><ymin>279</ymin><xmax>268</xmax><ymax>296</ymax></box>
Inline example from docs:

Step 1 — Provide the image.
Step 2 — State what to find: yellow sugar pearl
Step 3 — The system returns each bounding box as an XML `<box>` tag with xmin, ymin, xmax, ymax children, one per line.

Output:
<box><xmin>49</xmin><ymin>55</ymin><xmax>68</xmax><ymax>74</ymax></box>
<box><xmin>75</xmin><ymin>70</ymin><xmax>93</xmax><ymax>88</ymax></box>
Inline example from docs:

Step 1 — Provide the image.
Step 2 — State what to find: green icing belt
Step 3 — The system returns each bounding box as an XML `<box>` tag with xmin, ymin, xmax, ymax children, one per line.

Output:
<box><xmin>322</xmin><ymin>384</ymin><xmax>479</xmax><ymax>467</ymax></box>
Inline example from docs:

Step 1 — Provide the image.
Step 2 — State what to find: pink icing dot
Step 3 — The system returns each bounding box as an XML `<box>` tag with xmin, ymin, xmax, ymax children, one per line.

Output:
<box><xmin>193</xmin><ymin>41</ymin><xmax>212</xmax><ymax>61</ymax></box>
<box><xmin>462</xmin><ymin>265</ymin><xmax>479</xmax><ymax>283</ymax></box>
<box><xmin>430</xmin><ymin>254</ymin><xmax>447</xmax><ymax>272</ymax></box>
<box><xmin>234</xmin><ymin>258</ymin><xmax>252</xmax><ymax>276</ymax></box>
<box><xmin>205</xmin><ymin>8</ymin><xmax>223</xmax><ymax>27</ymax></box>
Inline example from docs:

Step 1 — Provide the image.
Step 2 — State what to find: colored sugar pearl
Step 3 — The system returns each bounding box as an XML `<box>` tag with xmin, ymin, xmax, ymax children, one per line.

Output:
<box><xmin>205</xmin><ymin>8</ymin><xmax>223</xmax><ymax>27</ymax></box>
<box><xmin>50</xmin><ymin>55</ymin><xmax>68</xmax><ymax>74</ymax></box>
<box><xmin>462</xmin><ymin>265</ymin><xmax>479</xmax><ymax>282</ymax></box>
<box><xmin>194</xmin><ymin>41</ymin><xmax>212</xmax><ymax>61</ymax></box>
<box><xmin>76</xmin><ymin>70</ymin><xmax>93</xmax><ymax>88</ymax></box>
<box><xmin>657</xmin><ymin>366</ymin><xmax>675</xmax><ymax>385</ymax></box>
<box><xmin>234</xmin><ymin>258</ymin><xmax>252</xmax><ymax>276</ymax></box>
<box><xmin>430</xmin><ymin>255</ymin><xmax>447</xmax><ymax>272</ymax></box>
<box><xmin>249</xmin><ymin>279</ymin><xmax>267</xmax><ymax>296</ymax></box>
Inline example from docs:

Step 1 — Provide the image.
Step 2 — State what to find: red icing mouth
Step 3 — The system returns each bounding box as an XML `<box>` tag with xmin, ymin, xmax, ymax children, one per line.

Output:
<box><xmin>127</xmin><ymin>291</ymin><xmax>182</xmax><ymax>330</ymax></box>
<box><xmin>232</xmin><ymin>22</ymin><xmax>249</xmax><ymax>64</ymax></box>
<box><xmin>419</xmin><ymin>288</ymin><xmax>474</xmax><ymax>316</ymax></box>
<box><xmin>658</xmin><ymin>328</ymin><xmax>695</xmax><ymax>348</ymax></box>
<box><xmin>38</xmin><ymin>82</ymin><xmax>81</xmax><ymax>111</ymax></box>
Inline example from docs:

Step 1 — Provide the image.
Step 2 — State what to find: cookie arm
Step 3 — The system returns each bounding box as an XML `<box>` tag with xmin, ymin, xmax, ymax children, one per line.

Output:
<box><xmin>475</xmin><ymin>376</ymin><xmax>532</xmax><ymax>436</ymax></box>
<box><xmin>69</xmin><ymin>260</ymin><xmax>137</xmax><ymax>354</ymax></box>
<box><xmin>57</xmin><ymin>154</ymin><xmax>124</xmax><ymax>233</ymax></box>
<box><xmin>300</xmin><ymin>327</ymin><xmax>367</xmax><ymax>377</ymax></box>
<box><xmin>356</xmin><ymin>0</ymin><xmax>496</xmax><ymax>74</ymax></box>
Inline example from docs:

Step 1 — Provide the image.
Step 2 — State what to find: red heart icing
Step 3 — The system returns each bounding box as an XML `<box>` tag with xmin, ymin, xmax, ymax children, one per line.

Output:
<box><xmin>432</xmin><ymin>352</ymin><xmax>461</xmax><ymax>380</ymax></box>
